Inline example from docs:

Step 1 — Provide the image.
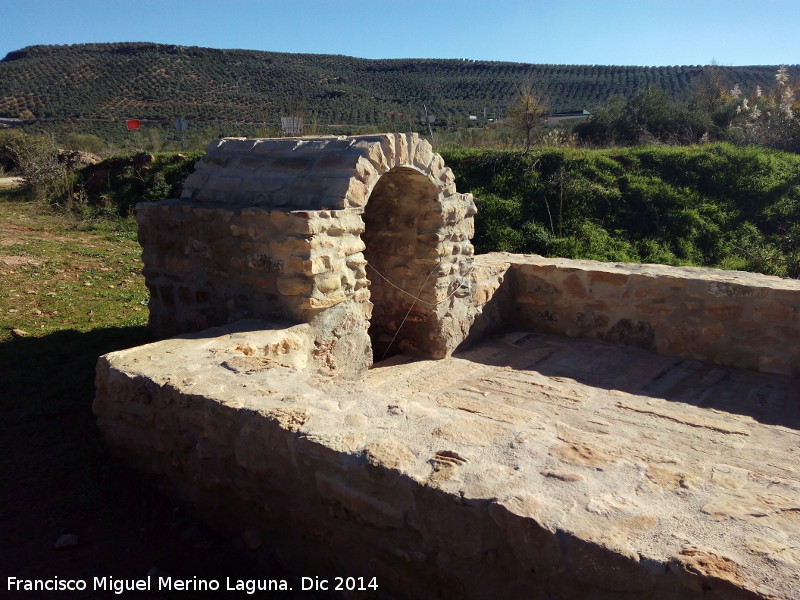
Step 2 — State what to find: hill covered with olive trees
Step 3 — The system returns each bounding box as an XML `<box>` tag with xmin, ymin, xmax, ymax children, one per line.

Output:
<box><xmin>2</xmin><ymin>42</ymin><xmax>796</xmax><ymax>140</ymax></box>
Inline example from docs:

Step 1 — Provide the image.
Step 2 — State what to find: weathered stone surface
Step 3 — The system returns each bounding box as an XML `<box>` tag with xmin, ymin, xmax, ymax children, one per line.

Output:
<box><xmin>669</xmin><ymin>546</ymin><xmax>761</xmax><ymax>598</ymax></box>
<box><xmin>363</xmin><ymin>439</ymin><xmax>416</xmax><ymax>473</ymax></box>
<box><xmin>550</xmin><ymin>442</ymin><xmax>617</xmax><ymax>468</ymax></box>
<box><xmin>502</xmin><ymin>252</ymin><xmax>800</xmax><ymax>377</ymax></box>
<box><xmin>138</xmin><ymin>134</ymin><xmax>479</xmax><ymax>367</ymax></box>
<box><xmin>96</xmin><ymin>327</ymin><xmax>799</xmax><ymax>599</ymax></box>
<box><xmin>540</xmin><ymin>469</ymin><xmax>585</xmax><ymax>482</ymax></box>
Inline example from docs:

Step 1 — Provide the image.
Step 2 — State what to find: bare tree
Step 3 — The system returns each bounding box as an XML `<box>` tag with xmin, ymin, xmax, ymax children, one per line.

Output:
<box><xmin>508</xmin><ymin>80</ymin><xmax>548</xmax><ymax>151</ymax></box>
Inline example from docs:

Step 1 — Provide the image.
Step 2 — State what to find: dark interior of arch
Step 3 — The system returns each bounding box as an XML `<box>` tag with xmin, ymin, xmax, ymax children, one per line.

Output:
<box><xmin>362</xmin><ymin>167</ymin><xmax>443</xmax><ymax>362</ymax></box>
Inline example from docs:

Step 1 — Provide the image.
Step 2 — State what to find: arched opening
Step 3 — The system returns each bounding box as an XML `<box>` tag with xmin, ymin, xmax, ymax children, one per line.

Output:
<box><xmin>362</xmin><ymin>167</ymin><xmax>443</xmax><ymax>362</ymax></box>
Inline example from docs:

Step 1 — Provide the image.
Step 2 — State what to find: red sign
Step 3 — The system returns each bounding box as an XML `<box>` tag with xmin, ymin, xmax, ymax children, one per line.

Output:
<box><xmin>126</xmin><ymin>119</ymin><xmax>140</xmax><ymax>130</ymax></box>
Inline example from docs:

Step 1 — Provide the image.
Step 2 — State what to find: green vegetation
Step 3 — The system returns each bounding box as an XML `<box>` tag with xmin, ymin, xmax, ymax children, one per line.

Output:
<box><xmin>1</xmin><ymin>42</ymin><xmax>797</xmax><ymax>147</ymax></box>
<box><xmin>0</xmin><ymin>129</ymin><xmax>69</xmax><ymax>202</ymax></box>
<box><xmin>34</xmin><ymin>142</ymin><xmax>799</xmax><ymax>280</ymax></box>
<box><xmin>62</xmin><ymin>151</ymin><xmax>202</xmax><ymax>217</ymax></box>
<box><xmin>5</xmin><ymin>133</ymin><xmax>797</xmax><ymax>280</ymax></box>
<box><xmin>508</xmin><ymin>80</ymin><xmax>548</xmax><ymax>151</ymax></box>
<box><xmin>0</xmin><ymin>186</ymin><xmax>149</xmax><ymax>517</ymax></box>
<box><xmin>441</xmin><ymin>143</ymin><xmax>800</xmax><ymax>278</ymax></box>
<box><xmin>0</xmin><ymin>188</ymin><xmax>148</xmax><ymax>344</ymax></box>
<box><xmin>573</xmin><ymin>66</ymin><xmax>800</xmax><ymax>152</ymax></box>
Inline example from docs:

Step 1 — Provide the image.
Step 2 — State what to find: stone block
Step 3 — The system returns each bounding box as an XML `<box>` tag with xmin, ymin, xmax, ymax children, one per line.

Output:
<box><xmin>589</xmin><ymin>270</ymin><xmax>629</xmax><ymax>286</ymax></box>
<box><xmin>394</xmin><ymin>133</ymin><xmax>410</xmax><ymax>166</ymax></box>
<box><xmin>315</xmin><ymin>275</ymin><xmax>342</xmax><ymax>294</ymax></box>
<box><xmin>269</xmin><ymin>236</ymin><xmax>312</xmax><ymax>259</ymax></box>
<box><xmin>277</xmin><ymin>277</ymin><xmax>312</xmax><ymax>297</ymax></box>
<box><xmin>362</xmin><ymin>439</ymin><xmax>417</xmax><ymax>474</ymax></box>
<box><xmin>344</xmin><ymin>178</ymin><xmax>370</xmax><ymax>208</ymax></box>
<box><xmin>413</xmin><ymin>140</ymin><xmax>434</xmax><ymax>172</ymax></box>
<box><xmin>354</xmin><ymin>155</ymin><xmax>379</xmax><ymax>185</ymax></box>
<box><xmin>182</xmin><ymin>172</ymin><xmax>208</xmax><ymax>190</ymax></box>
<box><xmin>299</xmin><ymin>292</ymin><xmax>347</xmax><ymax>310</ymax></box>
<box><xmin>562</xmin><ymin>273</ymin><xmax>588</xmax><ymax>298</ymax></box>
<box><xmin>752</xmin><ymin>299</ymin><xmax>795</xmax><ymax>322</ymax></box>
<box><xmin>705</xmin><ymin>301</ymin><xmax>744</xmax><ymax>320</ymax></box>
<box><xmin>251</xmin><ymin>138</ymin><xmax>305</xmax><ymax>154</ymax></box>
<box><xmin>634</xmin><ymin>302</ymin><xmax>675</xmax><ymax>317</ymax></box>
<box><xmin>334</xmin><ymin>235</ymin><xmax>366</xmax><ymax>257</ymax></box>
<box><xmin>204</xmin><ymin>174</ymin><xmax>242</xmax><ymax>198</ymax></box>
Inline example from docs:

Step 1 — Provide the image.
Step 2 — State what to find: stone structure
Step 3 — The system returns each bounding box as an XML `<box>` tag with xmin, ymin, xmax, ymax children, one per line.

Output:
<box><xmin>95</xmin><ymin>265</ymin><xmax>800</xmax><ymax>598</ymax></box>
<box><xmin>137</xmin><ymin>134</ymin><xmax>477</xmax><ymax>376</ymax></box>
<box><xmin>95</xmin><ymin>134</ymin><xmax>800</xmax><ymax>599</ymax></box>
<box><xmin>472</xmin><ymin>254</ymin><xmax>800</xmax><ymax>378</ymax></box>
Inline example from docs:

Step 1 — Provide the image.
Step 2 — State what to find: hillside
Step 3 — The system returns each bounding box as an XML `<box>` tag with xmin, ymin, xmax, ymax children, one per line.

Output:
<box><xmin>2</xmin><ymin>42</ymin><xmax>798</xmax><ymax>136</ymax></box>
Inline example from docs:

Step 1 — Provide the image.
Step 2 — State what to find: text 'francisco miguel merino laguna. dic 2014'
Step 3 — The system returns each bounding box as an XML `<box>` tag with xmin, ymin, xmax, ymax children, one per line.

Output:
<box><xmin>8</xmin><ymin>575</ymin><xmax>380</xmax><ymax>594</ymax></box>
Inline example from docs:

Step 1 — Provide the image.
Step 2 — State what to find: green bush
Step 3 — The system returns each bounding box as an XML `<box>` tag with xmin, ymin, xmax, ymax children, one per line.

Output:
<box><xmin>442</xmin><ymin>143</ymin><xmax>800</xmax><ymax>278</ymax></box>
<box><xmin>58</xmin><ymin>151</ymin><xmax>201</xmax><ymax>217</ymax></box>
<box><xmin>65</xmin><ymin>133</ymin><xmax>105</xmax><ymax>155</ymax></box>
<box><xmin>0</xmin><ymin>129</ymin><xmax>70</xmax><ymax>202</ymax></box>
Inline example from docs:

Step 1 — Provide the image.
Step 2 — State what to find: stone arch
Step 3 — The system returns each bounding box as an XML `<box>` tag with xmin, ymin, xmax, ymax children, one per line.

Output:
<box><xmin>362</xmin><ymin>166</ymin><xmax>446</xmax><ymax>360</ymax></box>
<box><xmin>139</xmin><ymin>133</ymin><xmax>478</xmax><ymax>375</ymax></box>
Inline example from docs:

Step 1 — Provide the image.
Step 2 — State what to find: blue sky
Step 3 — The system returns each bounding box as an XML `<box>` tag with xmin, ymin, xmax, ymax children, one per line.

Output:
<box><xmin>1</xmin><ymin>0</ymin><xmax>798</xmax><ymax>66</ymax></box>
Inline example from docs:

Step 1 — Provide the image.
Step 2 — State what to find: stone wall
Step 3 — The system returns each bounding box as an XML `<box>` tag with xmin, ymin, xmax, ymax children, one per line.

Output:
<box><xmin>472</xmin><ymin>253</ymin><xmax>800</xmax><ymax>378</ymax></box>
<box><xmin>100</xmin><ymin>133</ymin><xmax>800</xmax><ymax>600</ymax></box>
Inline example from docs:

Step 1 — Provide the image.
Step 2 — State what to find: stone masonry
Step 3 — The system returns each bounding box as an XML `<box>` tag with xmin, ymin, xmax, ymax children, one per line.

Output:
<box><xmin>471</xmin><ymin>254</ymin><xmax>800</xmax><ymax>378</ymax></box>
<box><xmin>96</xmin><ymin>134</ymin><xmax>800</xmax><ymax>599</ymax></box>
<box><xmin>137</xmin><ymin>134</ymin><xmax>477</xmax><ymax>376</ymax></box>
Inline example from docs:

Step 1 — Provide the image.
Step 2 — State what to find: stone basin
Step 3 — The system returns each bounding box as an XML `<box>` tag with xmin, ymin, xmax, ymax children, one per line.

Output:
<box><xmin>94</xmin><ymin>320</ymin><xmax>800</xmax><ymax>599</ymax></box>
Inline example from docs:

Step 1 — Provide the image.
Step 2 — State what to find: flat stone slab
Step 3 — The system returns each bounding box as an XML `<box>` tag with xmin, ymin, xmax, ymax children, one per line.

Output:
<box><xmin>95</xmin><ymin>323</ymin><xmax>800</xmax><ymax>599</ymax></box>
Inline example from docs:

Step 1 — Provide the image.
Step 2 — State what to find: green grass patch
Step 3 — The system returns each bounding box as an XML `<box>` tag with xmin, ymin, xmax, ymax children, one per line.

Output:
<box><xmin>0</xmin><ymin>190</ymin><xmax>284</xmax><ymax>589</ymax></box>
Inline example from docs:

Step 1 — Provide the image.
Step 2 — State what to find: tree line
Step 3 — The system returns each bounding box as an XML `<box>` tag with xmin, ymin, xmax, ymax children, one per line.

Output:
<box><xmin>572</xmin><ymin>66</ymin><xmax>800</xmax><ymax>153</ymax></box>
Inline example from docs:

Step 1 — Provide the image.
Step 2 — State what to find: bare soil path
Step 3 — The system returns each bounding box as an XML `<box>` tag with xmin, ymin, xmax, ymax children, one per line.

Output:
<box><xmin>0</xmin><ymin>176</ymin><xmax>24</xmax><ymax>188</ymax></box>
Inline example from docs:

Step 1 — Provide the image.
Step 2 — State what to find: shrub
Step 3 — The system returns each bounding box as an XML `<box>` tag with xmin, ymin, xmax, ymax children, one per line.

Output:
<box><xmin>443</xmin><ymin>143</ymin><xmax>800</xmax><ymax>278</ymax></box>
<box><xmin>0</xmin><ymin>130</ymin><xmax>70</xmax><ymax>202</ymax></box>
<box><xmin>62</xmin><ymin>152</ymin><xmax>201</xmax><ymax>217</ymax></box>
<box><xmin>66</xmin><ymin>133</ymin><xmax>105</xmax><ymax>155</ymax></box>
